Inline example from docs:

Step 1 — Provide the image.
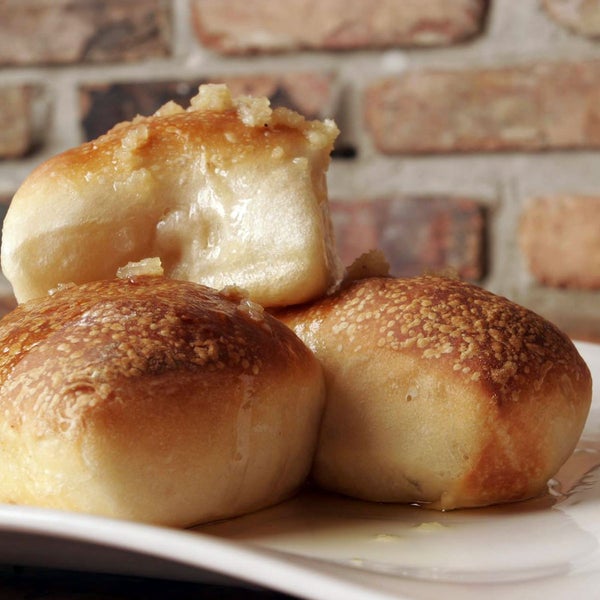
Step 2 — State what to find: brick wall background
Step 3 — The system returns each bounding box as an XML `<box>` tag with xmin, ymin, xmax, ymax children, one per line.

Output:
<box><xmin>1</xmin><ymin>0</ymin><xmax>599</xmax><ymax>341</ymax></box>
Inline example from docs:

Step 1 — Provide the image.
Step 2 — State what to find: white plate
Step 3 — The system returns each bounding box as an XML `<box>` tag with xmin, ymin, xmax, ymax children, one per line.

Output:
<box><xmin>0</xmin><ymin>341</ymin><xmax>599</xmax><ymax>600</ymax></box>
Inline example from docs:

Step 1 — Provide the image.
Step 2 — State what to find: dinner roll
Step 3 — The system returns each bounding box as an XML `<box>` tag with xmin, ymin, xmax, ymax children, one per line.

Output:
<box><xmin>278</xmin><ymin>275</ymin><xmax>592</xmax><ymax>510</ymax></box>
<box><xmin>1</xmin><ymin>83</ymin><xmax>342</xmax><ymax>306</ymax></box>
<box><xmin>0</xmin><ymin>276</ymin><xmax>325</xmax><ymax>526</ymax></box>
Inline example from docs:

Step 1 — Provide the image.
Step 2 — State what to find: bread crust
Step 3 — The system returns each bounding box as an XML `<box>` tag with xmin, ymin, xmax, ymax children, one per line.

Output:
<box><xmin>1</xmin><ymin>84</ymin><xmax>342</xmax><ymax>306</ymax></box>
<box><xmin>0</xmin><ymin>276</ymin><xmax>325</xmax><ymax>526</ymax></box>
<box><xmin>278</xmin><ymin>275</ymin><xmax>592</xmax><ymax>509</ymax></box>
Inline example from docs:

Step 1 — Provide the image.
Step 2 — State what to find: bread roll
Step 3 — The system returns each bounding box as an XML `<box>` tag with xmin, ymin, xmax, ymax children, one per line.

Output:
<box><xmin>278</xmin><ymin>275</ymin><xmax>592</xmax><ymax>510</ymax></box>
<box><xmin>0</xmin><ymin>275</ymin><xmax>325</xmax><ymax>526</ymax></box>
<box><xmin>1</xmin><ymin>84</ymin><xmax>342</xmax><ymax>306</ymax></box>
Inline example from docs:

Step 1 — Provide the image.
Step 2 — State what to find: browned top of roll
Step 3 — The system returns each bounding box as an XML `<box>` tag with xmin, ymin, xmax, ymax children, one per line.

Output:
<box><xmin>0</xmin><ymin>276</ymin><xmax>314</xmax><ymax>436</ymax></box>
<box><xmin>40</xmin><ymin>105</ymin><xmax>322</xmax><ymax>187</ymax></box>
<box><xmin>278</xmin><ymin>275</ymin><xmax>591</xmax><ymax>406</ymax></box>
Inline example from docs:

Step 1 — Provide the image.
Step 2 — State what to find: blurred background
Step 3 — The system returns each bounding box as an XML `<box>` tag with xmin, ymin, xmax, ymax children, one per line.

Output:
<box><xmin>0</xmin><ymin>0</ymin><xmax>599</xmax><ymax>341</ymax></box>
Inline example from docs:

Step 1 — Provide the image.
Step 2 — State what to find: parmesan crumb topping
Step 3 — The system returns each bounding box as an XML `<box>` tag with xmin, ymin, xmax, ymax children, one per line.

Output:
<box><xmin>285</xmin><ymin>275</ymin><xmax>589</xmax><ymax>404</ymax></box>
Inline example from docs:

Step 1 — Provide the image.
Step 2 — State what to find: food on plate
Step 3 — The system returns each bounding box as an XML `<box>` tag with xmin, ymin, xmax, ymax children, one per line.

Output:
<box><xmin>277</xmin><ymin>275</ymin><xmax>592</xmax><ymax>510</ymax></box>
<box><xmin>1</xmin><ymin>84</ymin><xmax>342</xmax><ymax>307</ymax></box>
<box><xmin>0</xmin><ymin>275</ymin><xmax>325</xmax><ymax>526</ymax></box>
<box><xmin>0</xmin><ymin>80</ymin><xmax>592</xmax><ymax>520</ymax></box>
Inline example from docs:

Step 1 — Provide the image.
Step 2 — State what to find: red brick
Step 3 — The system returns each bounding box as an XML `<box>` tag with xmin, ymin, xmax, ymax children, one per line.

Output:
<box><xmin>543</xmin><ymin>0</ymin><xmax>600</xmax><ymax>37</ymax></box>
<box><xmin>537</xmin><ymin>305</ymin><xmax>600</xmax><ymax>344</ymax></box>
<box><xmin>365</xmin><ymin>61</ymin><xmax>600</xmax><ymax>154</ymax></box>
<box><xmin>0</xmin><ymin>292</ymin><xmax>16</xmax><ymax>318</ymax></box>
<box><xmin>79</xmin><ymin>73</ymin><xmax>335</xmax><ymax>140</ymax></box>
<box><xmin>331</xmin><ymin>196</ymin><xmax>487</xmax><ymax>280</ymax></box>
<box><xmin>557</xmin><ymin>322</ymin><xmax>600</xmax><ymax>344</ymax></box>
<box><xmin>329</xmin><ymin>201</ymin><xmax>379</xmax><ymax>268</ymax></box>
<box><xmin>0</xmin><ymin>0</ymin><xmax>171</xmax><ymax>66</ymax></box>
<box><xmin>221</xmin><ymin>73</ymin><xmax>335</xmax><ymax>120</ymax></box>
<box><xmin>0</xmin><ymin>86</ymin><xmax>35</xmax><ymax>159</ymax></box>
<box><xmin>191</xmin><ymin>0</ymin><xmax>487</xmax><ymax>54</ymax></box>
<box><xmin>519</xmin><ymin>196</ymin><xmax>600</xmax><ymax>290</ymax></box>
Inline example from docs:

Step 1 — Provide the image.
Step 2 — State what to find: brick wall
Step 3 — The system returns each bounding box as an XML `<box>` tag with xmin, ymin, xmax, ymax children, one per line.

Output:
<box><xmin>1</xmin><ymin>0</ymin><xmax>599</xmax><ymax>341</ymax></box>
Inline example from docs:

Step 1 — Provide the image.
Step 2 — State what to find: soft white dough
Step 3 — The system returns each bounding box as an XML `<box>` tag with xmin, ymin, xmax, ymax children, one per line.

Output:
<box><xmin>1</xmin><ymin>84</ymin><xmax>343</xmax><ymax>306</ymax></box>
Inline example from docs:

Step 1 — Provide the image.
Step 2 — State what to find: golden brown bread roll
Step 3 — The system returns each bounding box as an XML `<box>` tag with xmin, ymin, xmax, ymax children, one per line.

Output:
<box><xmin>0</xmin><ymin>275</ymin><xmax>325</xmax><ymax>526</ymax></box>
<box><xmin>278</xmin><ymin>275</ymin><xmax>592</xmax><ymax>510</ymax></box>
<box><xmin>1</xmin><ymin>84</ymin><xmax>342</xmax><ymax>306</ymax></box>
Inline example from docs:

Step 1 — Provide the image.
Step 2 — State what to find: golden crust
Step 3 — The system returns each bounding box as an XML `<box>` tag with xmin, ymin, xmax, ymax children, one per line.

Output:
<box><xmin>1</xmin><ymin>84</ymin><xmax>342</xmax><ymax>306</ymax></box>
<box><xmin>278</xmin><ymin>275</ymin><xmax>592</xmax><ymax>509</ymax></box>
<box><xmin>0</xmin><ymin>276</ymin><xmax>325</xmax><ymax>525</ymax></box>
